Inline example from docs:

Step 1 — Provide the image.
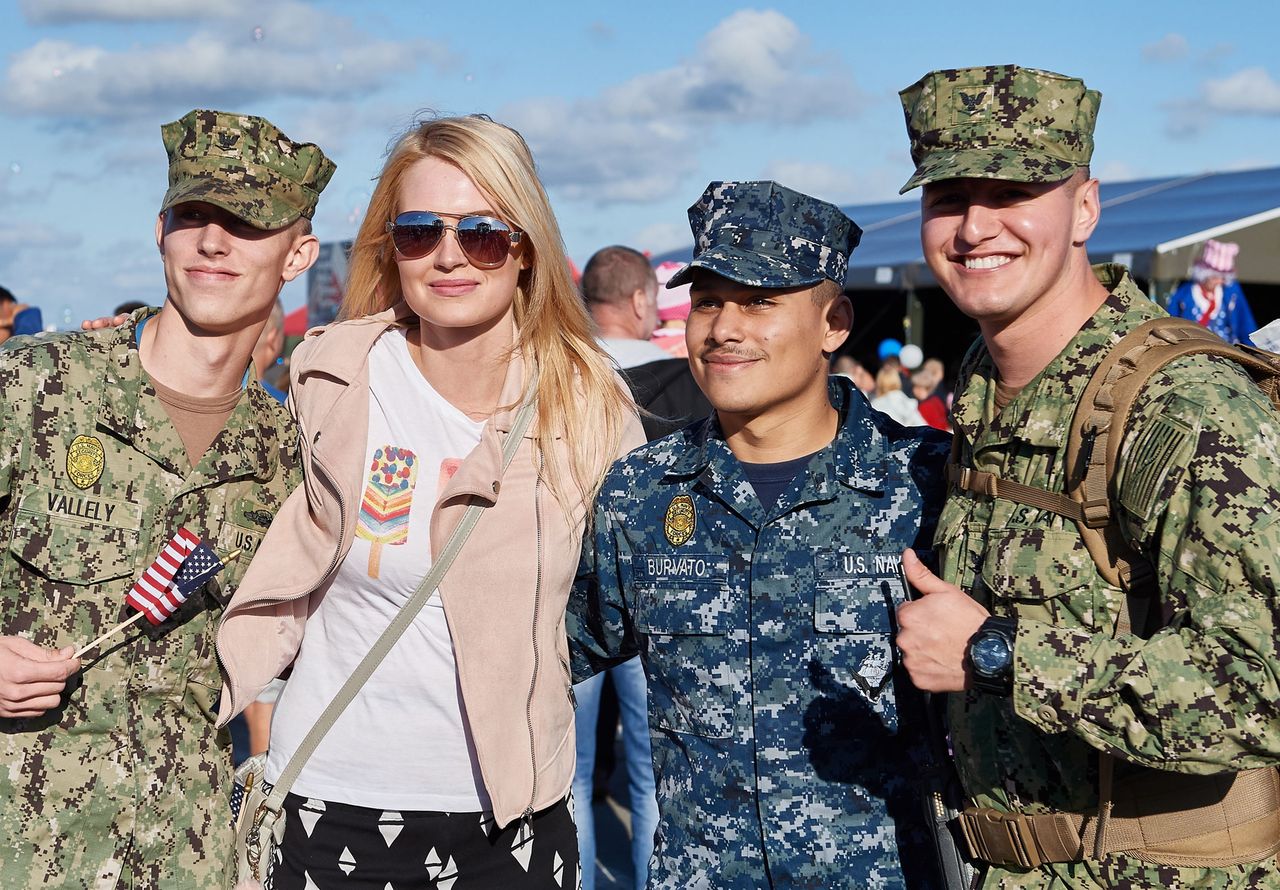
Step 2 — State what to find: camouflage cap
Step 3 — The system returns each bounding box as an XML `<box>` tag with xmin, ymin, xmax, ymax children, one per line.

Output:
<box><xmin>667</xmin><ymin>181</ymin><xmax>861</xmax><ymax>289</ymax></box>
<box><xmin>897</xmin><ymin>65</ymin><xmax>1100</xmax><ymax>193</ymax></box>
<box><xmin>159</xmin><ymin>109</ymin><xmax>336</xmax><ymax>229</ymax></box>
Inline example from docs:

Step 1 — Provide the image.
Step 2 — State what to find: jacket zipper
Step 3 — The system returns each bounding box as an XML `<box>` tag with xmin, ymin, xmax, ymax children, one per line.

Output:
<box><xmin>215</xmin><ymin>428</ymin><xmax>348</xmax><ymax>719</ymax></box>
<box><xmin>521</xmin><ymin>452</ymin><xmax>545</xmax><ymax>824</ymax></box>
<box><xmin>309</xmin><ymin>432</ymin><xmax>349</xmax><ymax>585</ymax></box>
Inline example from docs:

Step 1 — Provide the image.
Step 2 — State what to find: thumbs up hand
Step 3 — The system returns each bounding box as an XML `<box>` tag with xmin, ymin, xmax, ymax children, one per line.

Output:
<box><xmin>896</xmin><ymin>548</ymin><xmax>989</xmax><ymax>692</ymax></box>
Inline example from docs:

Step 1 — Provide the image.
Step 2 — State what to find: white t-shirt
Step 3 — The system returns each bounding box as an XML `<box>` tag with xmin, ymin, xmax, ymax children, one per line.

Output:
<box><xmin>266</xmin><ymin>328</ymin><xmax>491</xmax><ymax>811</ymax></box>
<box><xmin>599</xmin><ymin>336</ymin><xmax>671</xmax><ymax>369</ymax></box>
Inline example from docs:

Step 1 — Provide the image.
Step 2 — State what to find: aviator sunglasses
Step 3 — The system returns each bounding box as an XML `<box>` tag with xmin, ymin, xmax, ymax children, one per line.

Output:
<box><xmin>386</xmin><ymin>211</ymin><xmax>523</xmax><ymax>267</ymax></box>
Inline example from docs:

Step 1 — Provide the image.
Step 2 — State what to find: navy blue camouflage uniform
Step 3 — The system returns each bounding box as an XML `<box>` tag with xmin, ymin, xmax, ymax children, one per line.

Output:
<box><xmin>569</xmin><ymin>376</ymin><xmax>951</xmax><ymax>888</ymax></box>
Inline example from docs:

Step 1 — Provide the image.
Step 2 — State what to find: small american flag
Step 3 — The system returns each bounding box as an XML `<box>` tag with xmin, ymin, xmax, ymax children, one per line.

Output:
<box><xmin>124</xmin><ymin>529</ymin><xmax>225</xmax><ymax>625</ymax></box>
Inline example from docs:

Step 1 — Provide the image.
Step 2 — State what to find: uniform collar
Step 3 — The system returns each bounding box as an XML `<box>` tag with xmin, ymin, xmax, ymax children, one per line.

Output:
<box><xmin>665</xmin><ymin>376</ymin><xmax>888</xmax><ymax>496</ymax></box>
<box><xmin>96</xmin><ymin>308</ymin><xmax>282</xmax><ymax>482</ymax></box>
<box><xmin>951</xmin><ymin>264</ymin><xmax>1165</xmax><ymax>451</ymax></box>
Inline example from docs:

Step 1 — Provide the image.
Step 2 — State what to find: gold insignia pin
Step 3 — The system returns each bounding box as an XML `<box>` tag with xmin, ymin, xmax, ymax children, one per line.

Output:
<box><xmin>66</xmin><ymin>435</ymin><xmax>105</xmax><ymax>489</ymax></box>
<box><xmin>664</xmin><ymin>494</ymin><xmax>696</xmax><ymax>547</ymax></box>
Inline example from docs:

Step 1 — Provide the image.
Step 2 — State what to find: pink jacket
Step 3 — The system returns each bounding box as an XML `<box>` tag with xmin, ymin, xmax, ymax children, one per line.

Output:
<box><xmin>215</xmin><ymin>302</ymin><xmax>643</xmax><ymax>827</ymax></box>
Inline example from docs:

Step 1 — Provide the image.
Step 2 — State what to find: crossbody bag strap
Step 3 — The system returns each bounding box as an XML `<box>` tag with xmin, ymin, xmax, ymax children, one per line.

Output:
<box><xmin>260</xmin><ymin>391</ymin><xmax>538</xmax><ymax>816</ymax></box>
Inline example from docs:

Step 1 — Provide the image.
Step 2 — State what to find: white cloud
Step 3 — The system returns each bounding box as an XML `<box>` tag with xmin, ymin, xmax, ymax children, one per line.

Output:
<box><xmin>507</xmin><ymin>97</ymin><xmax>701</xmax><ymax>204</ymax></box>
<box><xmin>1202</xmin><ymin>67</ymin><xmax>1280</xmax><ymax>114</ymax></box>
<box><xmin>629</xmin><ymin>220</ymin><xmax>691</xmax><ymax>258</ymax></box>
<box><xmin>0</xmin><ymin>223</ymin><xmax>70</xmax><ymax>250</ymax></box>
<box><xmin>599</xmin><ymin>10</ymin><xmax>863</xmax><ymax>124</ymax></box>
<box><xmin>1096</xmin><ymin>160</ymin><xmax>1139</xmax><ymax>182</ymax></box>
<box><xmin>1142</xmin><ymin>33</ymin><xmax>1188</xmax><ymax>62</ymax></box>
<box><xmin>3</xmin><ymin>3</ymin><xmax>453</xmax><ymax>119</ymax></box>
<box><xmin>760</xmin><ymin>161</ymin><xmax>861</xmax><ymax>206</ymax></box>
<box><xmin>506</xmin><ymin>9</ymin><xmax>866</xmax><ymax>205</ymax></box>
<box><xmin>21</xmin><ymin>0</ymin><xmax>251</xmax><ymax>23</ymax></box>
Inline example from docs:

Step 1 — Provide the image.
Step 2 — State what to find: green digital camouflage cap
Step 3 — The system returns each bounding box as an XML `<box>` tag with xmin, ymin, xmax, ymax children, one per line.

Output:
<box><xmin>898</xmin><ymin>64</ymin><xmax>1100</xmax><ymax>193</ymax></box>
<box><xmin>159</xmin><ymin>109</ymin><xmax>336</xmax><ymax>229</ymax></box>
<box><xmin>666</xmin><ymin>181</ymin><xmax>862</xmax><ymax>289</ymax></box>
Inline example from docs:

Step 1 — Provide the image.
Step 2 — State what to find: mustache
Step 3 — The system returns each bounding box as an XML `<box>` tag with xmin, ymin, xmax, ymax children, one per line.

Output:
<box><xmin>698</xmin><ymin>347</ymin><xmax>766</xmax><ymax>362</ymax></box>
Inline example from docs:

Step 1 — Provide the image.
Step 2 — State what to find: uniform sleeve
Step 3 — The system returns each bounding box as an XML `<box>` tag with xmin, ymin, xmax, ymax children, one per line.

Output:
<box><xmin>1012</xmin><ymin>362</ymin><xmax>1280</xmax><ymax>773</ymax></box>
<box><xmin>0</xmin><ymin>355</ymin><xmax>25</xmax><ymax>502</ymax></box>
<box><xmin>566</xmin><ymin>477</ymin><xmax>640</xmax><ymax>684</ymax></box>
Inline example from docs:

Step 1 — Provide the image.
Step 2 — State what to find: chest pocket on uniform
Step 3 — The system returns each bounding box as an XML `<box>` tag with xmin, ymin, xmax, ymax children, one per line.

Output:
<box><xmin>634</xmin><ymin>583</ymin><xmax>739</xmax><ymax>739</ymax></box>
<box><xmin>813</xmin><ymin>552</ymin><xmax>901</xmax><ymax>696</ymax></box>
<box><xmin>10</xmin><ymin>487</ymin><xmax>143</xmax><ymax>585</ymax></box>
<box><xmin>980</xmin><ymin>528</ymin><xmax>1097</xmax><ymax>628</ymax></box>
<box><xmin>211</xmin><ymin>497</ymin><xmax>277</xmax><ymax>603</ymax></box>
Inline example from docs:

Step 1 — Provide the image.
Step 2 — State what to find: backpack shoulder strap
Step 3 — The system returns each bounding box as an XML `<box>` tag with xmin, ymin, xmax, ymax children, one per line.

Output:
<box><xmin>947</xmin><ymin>316</ymin><xmax>1280</xmax><ymax>635</ymax></box>
<box><xmin>1065</xmin><ymin>318</ymin><xmax>1278</xmax><ymax>589</ymax></box>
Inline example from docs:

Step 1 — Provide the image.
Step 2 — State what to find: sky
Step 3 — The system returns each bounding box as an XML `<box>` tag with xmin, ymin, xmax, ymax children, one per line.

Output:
<box><xmin>2</xmin><ymin>0</ymin><xmax>1279</xmax><ymax>327</ymax></box>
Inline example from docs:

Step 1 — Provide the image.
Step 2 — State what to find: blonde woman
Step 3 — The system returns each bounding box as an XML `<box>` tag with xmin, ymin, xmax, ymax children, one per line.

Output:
<box><xmin>869</xmin><ymin>362</ymin><xmax>928</xmax><ymax>427</ymax></box>
<box><xmin>216</xmin><ymin>115</ymin><xmax>642</xmax><ymax>889</ymax></box>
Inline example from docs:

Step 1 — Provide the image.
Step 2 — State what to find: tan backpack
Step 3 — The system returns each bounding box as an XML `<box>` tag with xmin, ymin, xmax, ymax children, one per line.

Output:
<box><xmin>949</xmin><ymin>316</ymin><xmax>1280</xmax><ymax>634</ymax></box>
<box><xmin>949</xmin><ymin>316</ymin><xmax>1280</xmax><ymax>869</ymax></box>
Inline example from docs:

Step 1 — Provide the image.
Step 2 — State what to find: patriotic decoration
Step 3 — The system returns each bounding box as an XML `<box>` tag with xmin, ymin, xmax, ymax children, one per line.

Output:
<box><xmin>124</xmin><ymin>528</ymin><xmax>226</xmax><ymax>625</ymax></box>
<box><xmin>356</xmin><ymin>445</ymin><xmax>419</xmax><ymax>578</ymax></box>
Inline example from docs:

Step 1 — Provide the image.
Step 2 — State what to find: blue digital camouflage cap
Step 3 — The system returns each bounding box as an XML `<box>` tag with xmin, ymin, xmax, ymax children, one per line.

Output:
<box><xmin>898</xmin><ymin>64</ymin><xmax>1100</xmax><ymax>193</ymax></box>
<box><xmin>159</xmin><ymin>109</ymin><xmax>336</xmax><ymax>230</ymax></box>
<box><xmin>666</xmin><ymin>181</ymin><xmax>862</xmax><ymax>289</ymax></box>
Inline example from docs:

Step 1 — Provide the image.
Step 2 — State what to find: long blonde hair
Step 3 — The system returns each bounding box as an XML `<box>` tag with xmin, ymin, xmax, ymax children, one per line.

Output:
<box><xmin>344</xmin><ymin>114</ymin><xmax>633</xmax><ymax>504</ymax></box>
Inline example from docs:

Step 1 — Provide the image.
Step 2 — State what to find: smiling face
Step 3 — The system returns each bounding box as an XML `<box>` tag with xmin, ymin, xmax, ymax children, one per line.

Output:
<box><xmin>686</xmin><ymin>271</ymin><xmax>850</xmax><ymax>425</ymax></box>
<box><xmin>155</xmin><ymin>201</ymin><xmax>313</xmax><ymax>335</ymax></box>
<box><xmin>919</xmin><ymin>173</ymin><xmax>1100</xmax><ymax>329</ymax></box>
<box><xmin>393</xmin><ymin>156</ymin><xmax>523</xmax><ymax>341</ymax></box>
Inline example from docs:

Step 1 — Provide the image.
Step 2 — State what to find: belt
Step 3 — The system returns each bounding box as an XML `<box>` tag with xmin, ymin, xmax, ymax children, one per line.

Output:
<box><xmin>958</xmin><ymin>767</ymin><xmax>1280</xmax><ymax>869</ymax></box>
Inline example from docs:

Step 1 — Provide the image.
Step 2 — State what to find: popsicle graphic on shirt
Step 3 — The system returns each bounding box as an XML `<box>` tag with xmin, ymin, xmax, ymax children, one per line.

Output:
<box><xmin>356</xmin><ymin>445</ymin><xmax>419</xmax><ymax>578</ymax></box>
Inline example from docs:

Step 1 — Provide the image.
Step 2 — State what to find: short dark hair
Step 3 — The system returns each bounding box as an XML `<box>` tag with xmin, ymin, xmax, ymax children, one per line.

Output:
<box><xmin>0</xmin><ymin>286</ymin><xmax>14</xmax><ymax>304</ymax></box>
<box><xmin>811</xmin><ymin>278</ymin><xmax>843</xmax><ymax>307</ymax></box>
<box><xmin>581</xmin><ymin>245</ymin><xmax>655</xmax><ymax>307</ymax></box>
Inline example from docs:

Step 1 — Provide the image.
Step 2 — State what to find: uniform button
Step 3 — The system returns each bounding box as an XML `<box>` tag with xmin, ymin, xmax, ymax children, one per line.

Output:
<box><xmin>1037</xmin><ymin>705</ymin><xmax>1057</xmax><ymax>723</ymax></box>
<box><xmin>492</xmin><ymin>481</ymin><xmax>500</xmax><ymax>495</ymax></box>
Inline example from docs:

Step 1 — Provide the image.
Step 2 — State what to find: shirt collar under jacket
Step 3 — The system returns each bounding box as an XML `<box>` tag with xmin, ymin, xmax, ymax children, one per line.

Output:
<box><xmin>664</xmin><ymin>374</ymin><xmax>890</xmax><ymax>498</ymax></box>
<box><xmin>949</xmin><ymin>264</ymin><xmax>1166</xmax><ymax>454</ymax></box>
<box><xmin>97</xmin><ymin>307</ymin><xmax>281</xmax><ymax>483</ymax></box>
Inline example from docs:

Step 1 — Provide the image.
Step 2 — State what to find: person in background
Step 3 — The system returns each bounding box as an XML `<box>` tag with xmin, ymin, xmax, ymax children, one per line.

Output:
<box><xmin>911</xmin><ymin>357</ymin><xmax>950</xmax><ymax>431</ymax></box>
<box><xmin>582</xmin><ymin>245</ymin><xmax>671</xmax><ymax>368</ymax></box>
<box><xmin>871</xmin><ymin>362</ymin><xmax>927</xmax><ymax>426</ymax></box>
<box><xmin>217</xmin><ymin>114</ymin><xmax>643</xmax><ymax>890</ymax></box>
<box><xmin>0</xmin><ymin>285</ymin><xmax>43</xmax><ymax>345</ymax></box>
<box><xmin>1167</xmin><ymin>239</ymin><xmax>1258</xmax><ymax>345</ymax></box>
<box><xmin>576</xmin><ymin>244</ymin><xmax>667</xmax><ymax>890</ymax></box>
<box><xmin>251</xmin><ymin>298</ymin><xmax>288</xmax><ymax>403</ymax></box>
<box><xmin>650</xmin><ymin>260</ymin><xmax>692</xmax><ymax>358</ymax></box>
<box><xmin>832</xmin><ymin>353</ymin><xmax>876</xmax><ymax>395</ymax></box>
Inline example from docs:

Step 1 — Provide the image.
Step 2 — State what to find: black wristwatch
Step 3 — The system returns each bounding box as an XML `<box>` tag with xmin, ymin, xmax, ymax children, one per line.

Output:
<box><xmin>967</xmin><ymin>616</ymin><xmax>1017</xmax><ymax>696</ymax></box>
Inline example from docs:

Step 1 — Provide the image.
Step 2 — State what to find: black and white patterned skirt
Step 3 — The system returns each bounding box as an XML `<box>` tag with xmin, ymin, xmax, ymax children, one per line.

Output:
<box><xmin>270</xmin><ymin>792</ymin><xmax>579</xmax><ymax>889</ymax></box>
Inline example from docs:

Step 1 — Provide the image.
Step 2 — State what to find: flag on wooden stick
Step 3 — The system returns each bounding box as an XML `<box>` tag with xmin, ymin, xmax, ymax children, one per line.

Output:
<box><xmin>75</xmin><ymin>532</ymin><xmax>240</xmax><ymax>658</ymax></box>
<box><xmin>124</xmin><ymin>528</ymin><xmax>226</xmax><ymax>624</ymax></box>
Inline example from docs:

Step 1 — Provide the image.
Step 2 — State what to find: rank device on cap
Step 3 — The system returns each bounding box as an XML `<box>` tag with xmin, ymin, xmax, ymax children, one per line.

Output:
<box><xmin>159</xmin><ymin>108</ymin><xmax>336</xmax><ymax>229</ymax></box>
<box><xmin>666</xmin><ymin>180</ymin><xmax>862</xmax><ymax>289</ymax></box>
<box><xmin>898</xmin><ymin>64</ymin><xmax>1100</xmax><ymax>193</ymax></box>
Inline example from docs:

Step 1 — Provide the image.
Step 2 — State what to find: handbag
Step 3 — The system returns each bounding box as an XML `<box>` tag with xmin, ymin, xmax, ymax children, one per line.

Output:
<box><xmin>227</xmin><ymin>393</ymin><xmax>538</xmax><ymax>889</ymax></box>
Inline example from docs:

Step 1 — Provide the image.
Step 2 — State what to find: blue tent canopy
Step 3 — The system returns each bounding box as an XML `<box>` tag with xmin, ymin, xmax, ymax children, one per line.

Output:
<box><xmin>655</xmin><ymin>166</ymin><xmax>1280</xmax><ymax>290</ymax></box>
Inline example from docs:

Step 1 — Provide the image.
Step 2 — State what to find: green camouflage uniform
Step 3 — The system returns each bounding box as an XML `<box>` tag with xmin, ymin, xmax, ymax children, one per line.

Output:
<box><xmin>898</xmin><ymin>66</ymin><xmax>1280</xmax><ymax>888</ymax></box>
<box><xmin>0</xmin><ymin>108</ymin><xmax>330</xmax><ymax>889</ymax></box>
<box><xmin>0</xmin><ymin>315</ymin><xmax>299</xmax><ymax>888</ymax></box>
<box><xmin>936</xmin><ymin>265</ymin><xmax>1280</xmax><ymax>888</ymax></box>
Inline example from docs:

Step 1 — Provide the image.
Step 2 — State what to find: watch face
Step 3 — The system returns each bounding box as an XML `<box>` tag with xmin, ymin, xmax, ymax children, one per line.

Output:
<box><xmin>970</xmin><ymin>632</ymin><xmax>1012</xmax><ymax>677</ymax></box>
